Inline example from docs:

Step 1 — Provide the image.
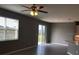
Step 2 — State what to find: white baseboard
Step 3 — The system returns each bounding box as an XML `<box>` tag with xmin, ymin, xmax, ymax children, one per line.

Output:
<box><xmin>38</xmin><ymin>43</ymin><xmax>68</xmax><ymax>46</ymax></box>
<box><xmin>52</xmin><ymin>43</ymin><xmax>68</xmax><ymax>46</ymax></box>
<box><xmin>67</xmin><ymin>52</ymin><xmax>73</xmax><ymax>55</ymax></box>
<box><xmin>4</xmin><ymin>45</ymin><xmax>36</xmax><ymax>55</ymax></box>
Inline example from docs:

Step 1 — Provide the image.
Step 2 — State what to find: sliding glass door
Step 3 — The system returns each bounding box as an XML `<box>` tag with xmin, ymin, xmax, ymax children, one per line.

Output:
<box><xmin>38</xmin><ymin>24</ymin><xmax>47</xmax><ymax>45</ymax></box>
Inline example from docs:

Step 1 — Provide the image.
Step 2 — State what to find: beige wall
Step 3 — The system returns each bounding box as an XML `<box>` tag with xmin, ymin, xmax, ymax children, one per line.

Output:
<box><xmin>51</xmin><ymin>23</ymin><xmax>75</xmax><ymax>45</ymax></box>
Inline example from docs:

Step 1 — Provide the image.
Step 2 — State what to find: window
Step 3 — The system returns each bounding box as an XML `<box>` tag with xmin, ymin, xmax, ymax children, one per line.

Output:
<box><xmin>38</xmin><ymin>24</ymin><xmax>47</xmax><ymax>44</ymax></box>
<box><xmin>0</xmin><ymin>16</ymin><xmax>19</xmax><ymax>41</ymax></box>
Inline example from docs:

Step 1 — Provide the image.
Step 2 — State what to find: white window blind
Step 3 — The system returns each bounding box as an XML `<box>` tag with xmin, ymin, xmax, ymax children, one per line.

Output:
<box><xmin>0</xmin><ymin>16</ymin><xmax>19</xmax><ymax>41</ymax></box>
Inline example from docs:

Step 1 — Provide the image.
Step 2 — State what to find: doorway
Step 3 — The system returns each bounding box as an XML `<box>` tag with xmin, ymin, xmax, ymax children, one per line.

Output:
<box><xmin>38</xmin><ymin>24</ymin><xmax>47</xmax><ymax>45</ymax></box>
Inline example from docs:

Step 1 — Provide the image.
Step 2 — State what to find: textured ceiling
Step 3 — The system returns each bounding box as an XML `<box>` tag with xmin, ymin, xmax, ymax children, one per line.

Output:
<box><xmin>0</xmin><ymin>4</ymin><xmax>79</xmax><ymax>23</ymax></box>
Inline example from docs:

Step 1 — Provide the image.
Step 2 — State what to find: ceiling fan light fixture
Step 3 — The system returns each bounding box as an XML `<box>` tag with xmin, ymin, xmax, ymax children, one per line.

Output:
<box><xmin>30</xmin><ymin>11</ymin><xmax>38</xmax><ymax>16</ymax></box>
<box><xmin>22</xmin><ymin>4</ymin><xmax>48</xmax><ymax>16</ymax></box>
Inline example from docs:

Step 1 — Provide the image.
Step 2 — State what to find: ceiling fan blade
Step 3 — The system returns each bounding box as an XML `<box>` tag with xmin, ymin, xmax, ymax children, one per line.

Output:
<box><xmin>39</xmin><ymin>6</ymin><xmax>44</xmax><ymax>9</ymax></box>
<box><xmin>21</xmin><ymin>10</ymin><xmax>31</xmax><ymax>12</ymax></box>
<box><xmin>38</xmin><ymin>10</ymin><xmax>48</xmax><ymax>13</ymax></box>
<box><xmin>21</xmin><ymin>5</ymin><xmax>31</xmax><ymax>9</ymax></box>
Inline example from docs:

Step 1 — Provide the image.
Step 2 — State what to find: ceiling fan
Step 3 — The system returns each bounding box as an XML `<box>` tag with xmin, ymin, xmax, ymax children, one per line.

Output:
<box><xmin>21</xmin><ymin>4</ymin><xmax>48</xmax><ymax>16</ymax></box>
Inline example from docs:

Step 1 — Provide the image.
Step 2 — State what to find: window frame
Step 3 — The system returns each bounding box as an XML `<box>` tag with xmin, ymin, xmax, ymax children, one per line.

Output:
<box><xmin>0</xmin><ymin>16</ymin><xmax>19</xmax><ymax>41</ymax></box>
